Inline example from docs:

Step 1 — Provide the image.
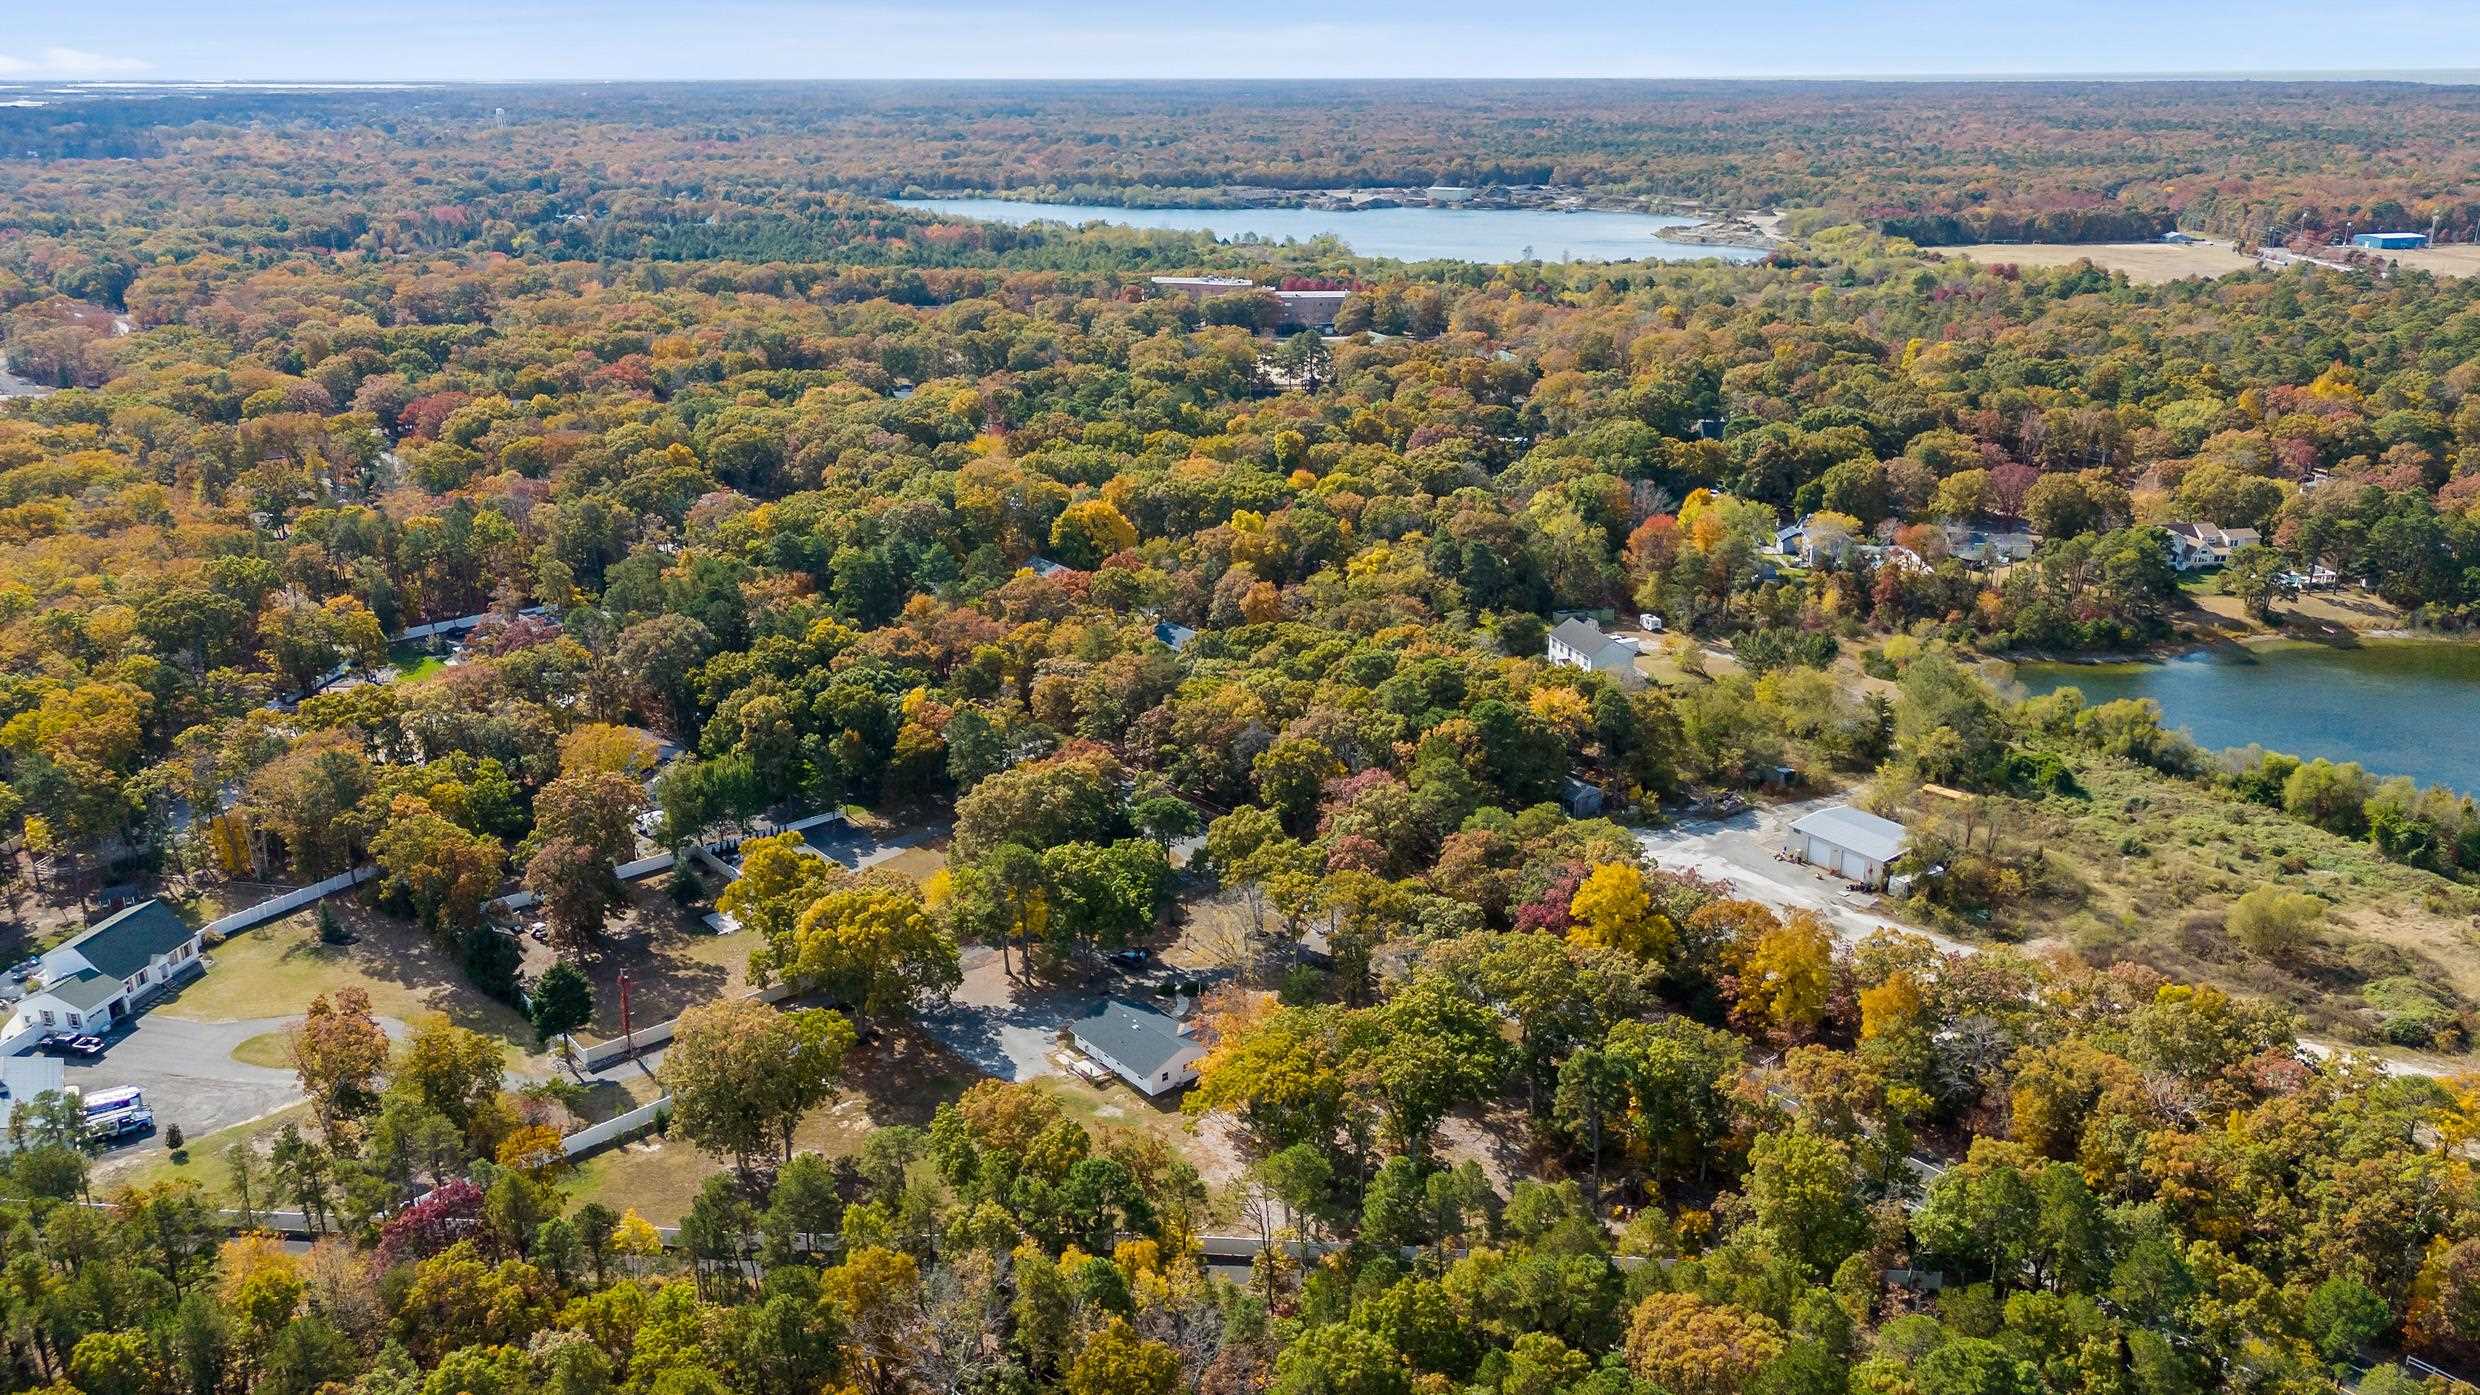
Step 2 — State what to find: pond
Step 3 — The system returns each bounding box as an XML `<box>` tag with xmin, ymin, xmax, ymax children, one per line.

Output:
<box><xmin>894</xmin><ymin>197</ymin><xmax>1771</xmax><ymax>265</ymax></box>
<box><xmin>2007</xmin><ymin>640</ymin><xmax>2480</xmax><ymax>792</ymax></box>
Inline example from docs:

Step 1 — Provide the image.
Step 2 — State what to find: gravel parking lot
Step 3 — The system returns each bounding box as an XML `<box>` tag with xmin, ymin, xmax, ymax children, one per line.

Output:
<box><xmin>1638</xmin><ymin>795</ymin><xmax>1967</xmax><ymax>954</ymax></box>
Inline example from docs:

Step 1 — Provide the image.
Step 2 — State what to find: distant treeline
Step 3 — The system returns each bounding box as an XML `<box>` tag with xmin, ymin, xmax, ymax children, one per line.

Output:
<box><xmin>8</xmin><ymin>79</ymin><xmax>2480</xmax><ymax>247</ymax></box>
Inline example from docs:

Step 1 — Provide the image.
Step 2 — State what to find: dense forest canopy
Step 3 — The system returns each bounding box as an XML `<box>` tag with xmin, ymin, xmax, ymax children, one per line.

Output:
<box><xmin>0</xmin><ymin>79</ymin><xmax>2475</xmax><ymax>1395</ymax></box>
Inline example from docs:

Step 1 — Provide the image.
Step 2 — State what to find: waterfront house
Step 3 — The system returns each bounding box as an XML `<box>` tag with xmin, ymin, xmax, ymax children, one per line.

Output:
<box><xmin>2164</xmin><ymin>522</ymin><xmax>2261</xmax><ymax>571</ymax></box>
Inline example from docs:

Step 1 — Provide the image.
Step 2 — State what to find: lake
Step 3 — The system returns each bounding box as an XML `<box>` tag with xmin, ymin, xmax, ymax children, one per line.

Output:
<box><xmin>895</xmin><ymin>197</ymin><xmax>1771</xmax><ymax>265</ymax></box>
<box><xmin>2008</xmin><ymin>640</ymin><xmax>2480</xmax><ymax>792</ymax></box>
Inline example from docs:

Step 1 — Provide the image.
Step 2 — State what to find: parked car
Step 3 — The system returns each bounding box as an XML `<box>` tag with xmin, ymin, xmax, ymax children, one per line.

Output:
<box><xmin>9</xmin><ymin>959</ymin><xmax>38</xmax><ymax>980</ymax></box>
<box><xmin>44</xmin><ymin>1035</ymin><xmax>104</xmax><ymax>1058</ymax></box>
<box><xmin>1109</xmin><ymin>947</ymin><xmax>1151</xmax><ymax>970</ymax></box>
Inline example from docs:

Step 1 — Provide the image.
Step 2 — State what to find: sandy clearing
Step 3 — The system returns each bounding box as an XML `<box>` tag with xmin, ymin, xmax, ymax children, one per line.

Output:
<box><xmin>1940</xmin><ymin>241</ymin><xmax>2259</xmax><ymax>284</ymax></box>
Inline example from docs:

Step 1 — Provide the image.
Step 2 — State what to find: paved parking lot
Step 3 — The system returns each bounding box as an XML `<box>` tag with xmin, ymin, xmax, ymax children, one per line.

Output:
<box><xmin>67</xmin><ymin>1014</ymin><xmax>318</xmax><ymax>1159</ymax></box>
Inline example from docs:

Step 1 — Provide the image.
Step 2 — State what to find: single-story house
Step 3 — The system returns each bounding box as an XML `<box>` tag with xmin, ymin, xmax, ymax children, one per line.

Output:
<box><xmin>1546</xmin><ymin>618</ymin><xmax>1644</xmax><ymax>687</ymax></box>
<box><xmin>1027</xmin><ymin>557</ymin><xmax>1074</xmax><ymax>578</ymax></box>
<box><xmin>1068</xmin><ymin>999</ymin><xmax>1207</xmax><ymax>1096</ymax></box>
<box><xmin>1786</xmin><ymin>805</ymin><xmax>1909</xmax><ymax>890</ymax></box>
<box><xmin>2164</xmin><ymin>522</ymin><xmax>2261</xmax><ymax>571</ymax></box>
<box><xmin>6</xmin><ymin>900</ymin><xmax>205</xmax><ymax>1045</ymax></box>
<box><xmin>1153</xmin><ymin>620</ymin><xmax>1197</xmax><ymax>652</ymax></box>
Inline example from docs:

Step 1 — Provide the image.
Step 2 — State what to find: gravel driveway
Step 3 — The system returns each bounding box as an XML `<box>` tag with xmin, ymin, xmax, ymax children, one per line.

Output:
<box><xmin>1637</xmin><ymin>795</ymin><xmax>1968</xmax><ymax>954</ymax></box>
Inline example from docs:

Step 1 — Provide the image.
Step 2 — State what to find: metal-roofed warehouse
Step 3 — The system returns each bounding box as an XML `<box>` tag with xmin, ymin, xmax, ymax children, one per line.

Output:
<box><xmin>1785</xmin><ymin>805</ymin><xmax>1909</xmax><ymax>890</ymax></box>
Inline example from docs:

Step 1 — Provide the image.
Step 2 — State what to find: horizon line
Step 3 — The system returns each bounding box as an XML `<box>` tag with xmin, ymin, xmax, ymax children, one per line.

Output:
<box><xmin>8</xmin><ymin>68</ymin><xmax>2480</xmax><ymax>88</ymax></box>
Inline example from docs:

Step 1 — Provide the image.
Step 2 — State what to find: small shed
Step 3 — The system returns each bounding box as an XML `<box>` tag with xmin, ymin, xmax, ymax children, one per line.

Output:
<box><xmin>1785</xmin><ymin>805</ymin><xmax>1909</xmax><ymax>889</ymax></box>
<box><xmin>1561</xmin><ymin>778</ymin><xmax>1605</xmax><ymax>818</ymax></box>
<box><xmin>1067</xmin><ymin>999</ymin><xmax>1206</xmax><ymax>1096</ymax></box>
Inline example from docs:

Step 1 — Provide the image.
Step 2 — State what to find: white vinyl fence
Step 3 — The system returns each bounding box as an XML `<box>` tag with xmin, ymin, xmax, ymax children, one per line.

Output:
<box><xmin>562</xmin><ymin>1096</ymin><xmax>672</xmax><ymax>1159</ymax></box>
<box><xmin>571</xmin><ymin>979</ymin><xmax>800</xmax><ymax>1071</ymax></box>
<box><xmin>203</xmin><ymin>865</ymin><xmax>379</xmax><ymax>936</ymax></box>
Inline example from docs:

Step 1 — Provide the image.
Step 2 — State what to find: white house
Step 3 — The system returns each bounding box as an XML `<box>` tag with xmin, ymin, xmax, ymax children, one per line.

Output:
<box><xmin>2164</xmin><ymin>522</ymin><xmax>2261</xmax><ymax>571</ymax></box>
<box><xmin>6</xmin><ymin>900</ymin><xmax>205</xmax><ymax>1046</ymax></box>
<box><xmin>1785</xmin><ymin>805</ymin><xmax>1909</xmax><ymax>890</ymax></box>
<box><xmin>1068</xmin><ymin>999</ymin><xmax>1206</xmax><ymax>1096</ymax></box>
<box><xmin>1546</xmin><ymin>618</ymin><xmax>1644</xmax><ymax>687</ymax></box>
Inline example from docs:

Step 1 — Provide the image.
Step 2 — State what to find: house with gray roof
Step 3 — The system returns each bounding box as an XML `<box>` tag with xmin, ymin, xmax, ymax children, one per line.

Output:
<box><xmin>5</xmin><ymin>900</ymin><xmax>205</xmax><ymax>1046</ymax></box>
<box><xmin>1067</xmin><ymin>999</ymin><xmax>1206</xmax><ymax>1097</ymax></box>
<box><xmin>1545</xmin><ymin>618</ymin><xmax>1644</xmax><ymax>688</ymax></box>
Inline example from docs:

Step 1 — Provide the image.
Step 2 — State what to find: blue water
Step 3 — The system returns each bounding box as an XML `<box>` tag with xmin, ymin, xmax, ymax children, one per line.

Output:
<box><xmin>894</xmin><ymin>197</ymin><xmax>1771</xmax><ymax>265</ymax></box>
<box><xmin>2009</xmin><ymin>641</ymin><xmax>2480</xmax><ymax>792</ymax></box>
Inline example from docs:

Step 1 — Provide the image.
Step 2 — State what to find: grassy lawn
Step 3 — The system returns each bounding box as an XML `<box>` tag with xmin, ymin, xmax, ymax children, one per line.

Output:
<box><xmin>385</xmin><ymin>640</ymin><xmax>450</xmax><ymax>684</ymax></box>
<box><xmin>563</xmin><ymin>1030</ymin><xmax>977</xmax><ymax>1224</ymax></box>
<box><xmin>230</xmin><ymin>1032</ymin><xmax>292</xmax><ymax>1069</ymax></box>
<box><xmin>167</xmin><ymin>897</ymin><xmax>537</xmax><ymax>1048</ymax></box>
<box><xmin>105</xmin><ymin>1101</ymin><xmax>313</xmax><ymax>1197</ymax></box>
<box><xmin>2178</xmin><ymin>585</ymin><xmax>2409</xmax><ymax>644</ymax></box>
<box><xmin>871</xmin><ymin>846</ymin><xmax>947</xmax><ymax>884</ymax></box>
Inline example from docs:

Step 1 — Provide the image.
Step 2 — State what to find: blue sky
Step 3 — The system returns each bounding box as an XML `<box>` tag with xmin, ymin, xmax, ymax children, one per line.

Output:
<box><xmin>5</xmin><ymin>1</ymin><xmax>2478</xmax><ymax>82</ymax></box>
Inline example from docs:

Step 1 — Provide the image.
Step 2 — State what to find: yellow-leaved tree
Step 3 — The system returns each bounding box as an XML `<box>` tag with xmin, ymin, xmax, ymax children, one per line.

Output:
<box><xmin>1567</xmin><ymin>863</ymin><xmax>1675</xmax><ymax>964</ymax></box>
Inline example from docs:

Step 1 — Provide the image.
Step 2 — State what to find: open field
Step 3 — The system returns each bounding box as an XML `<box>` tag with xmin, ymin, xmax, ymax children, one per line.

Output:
<box><xmin>1941</xmin><ymin>241</ymin><xmax>2259</xmax><ymax>283</ymax></box>
<box><xmin>564</xmin><ymin>1031</ymin><xmax>978</xmax><ymax>1224</ymax></box>
<box><xmin>2177</xmin><ymin>583</ymin><xmax>2408</xmax><ymax>643</ymax></box>
<box><xmin>1984</xmin><ymin>748</ymin><xmax>2480</xmax><ymax>1047</ymax></box>
<box><xmin>2383</xmin><ymin>245</ymin><xmax>2480</xmax><ymax>278</ymax></box>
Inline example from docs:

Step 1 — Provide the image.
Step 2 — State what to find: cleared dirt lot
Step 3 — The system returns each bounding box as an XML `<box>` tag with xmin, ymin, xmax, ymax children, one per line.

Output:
<box><xmin>1940</xmin><ymin>241</ymin><xmax>2259</xmax><ymax>284</ymax></box>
